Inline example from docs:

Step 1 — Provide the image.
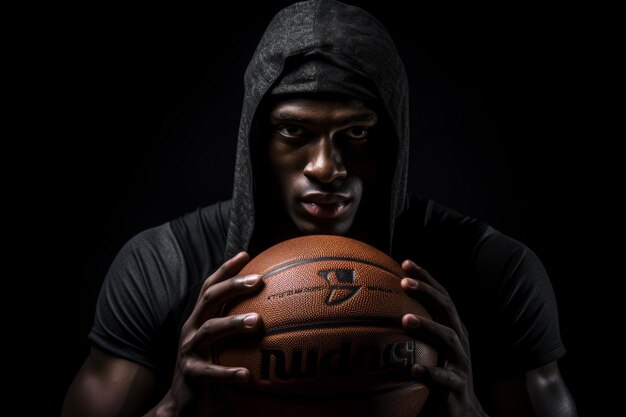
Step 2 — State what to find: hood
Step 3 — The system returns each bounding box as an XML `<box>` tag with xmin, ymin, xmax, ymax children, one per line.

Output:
<box><xmin>225</xmin><ymin>0</ymin><xmax>410</xmax><ymax>258</ymax></box>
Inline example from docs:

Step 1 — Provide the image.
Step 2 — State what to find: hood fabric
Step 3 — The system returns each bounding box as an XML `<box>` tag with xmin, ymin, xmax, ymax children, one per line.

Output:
<box><xmin>225</xmin><ymin>0</ymin><xmax>410</xmax><ymax>258</ymax></box>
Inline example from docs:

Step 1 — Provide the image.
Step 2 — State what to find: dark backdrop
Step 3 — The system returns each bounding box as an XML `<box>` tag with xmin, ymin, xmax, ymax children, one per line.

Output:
<box><xmin>51</xmin><ymin>2</ymin><xmax>609</xmax><ymax>415</ymax></box>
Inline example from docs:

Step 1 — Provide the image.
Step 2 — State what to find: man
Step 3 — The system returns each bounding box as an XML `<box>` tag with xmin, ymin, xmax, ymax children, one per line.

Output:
<box><xmin>63</xmin><ymin>1</ymin><xmax>577</xmax><ymax>416</ymax></box>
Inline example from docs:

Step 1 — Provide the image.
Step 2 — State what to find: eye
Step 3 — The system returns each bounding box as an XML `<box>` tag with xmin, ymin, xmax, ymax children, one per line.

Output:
<box><xmin>345</xmin><ymin>127</ymin><xmax>369</xmax><ymax>142</ymax></box>
<box><xmin>277</xmin><ymin>125</ymin><xmax>305</xmax><ymax>138</ymax></box>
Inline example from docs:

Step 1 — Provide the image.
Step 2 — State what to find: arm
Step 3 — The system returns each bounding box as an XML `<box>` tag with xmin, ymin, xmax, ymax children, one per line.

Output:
<box><xmin>526</xmin><ymin>362</ymin><xmax>577</xmax><ymax>417</ymax></box>
<box><xmin>62</xmin><ymin>347</ymin><xmax>158</xmax><ymax>417</ymax></box>
<box><xmin>490</xmin><ymin>361</ymin><xmax>577</xmax><ymax>417</ymax></box>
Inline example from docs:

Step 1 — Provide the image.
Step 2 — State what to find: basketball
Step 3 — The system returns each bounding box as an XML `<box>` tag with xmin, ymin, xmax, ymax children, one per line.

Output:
<box><xmin>214</xmin><ymin>235</ymin><xmax>437</xmax><ymax>416</ymax></box>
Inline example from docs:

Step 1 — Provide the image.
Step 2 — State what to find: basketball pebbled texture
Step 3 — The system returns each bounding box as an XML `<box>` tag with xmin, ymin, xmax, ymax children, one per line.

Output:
<box><xmin>214</xmin><ymin>235</ymin><xmax>437</xmax><ymax>416</ymax></box>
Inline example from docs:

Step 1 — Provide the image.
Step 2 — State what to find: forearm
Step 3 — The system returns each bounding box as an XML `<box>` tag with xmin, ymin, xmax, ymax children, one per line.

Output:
<box><xmin>63</xmin><ymin>348</ymin><xmax>158</xmax><ymax>417</ymax></box>
<box><xmin>143</xmin><ymin>400</ymin><xmax>178</xmax><ymax>417</ymax></box>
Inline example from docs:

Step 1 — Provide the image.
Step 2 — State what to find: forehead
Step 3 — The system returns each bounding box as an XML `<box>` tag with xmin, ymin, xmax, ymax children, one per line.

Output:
<box><xmin>269</xmin><ymin>98</ymin><xmax>377</xmax><ymax>124</ymax></box>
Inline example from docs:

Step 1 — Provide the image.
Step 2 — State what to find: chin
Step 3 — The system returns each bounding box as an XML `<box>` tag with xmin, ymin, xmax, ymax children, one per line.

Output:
<box><xmin>294</xmin><ymin>219</ymin><xmax>353</xmax><ymax>236</ymax></box>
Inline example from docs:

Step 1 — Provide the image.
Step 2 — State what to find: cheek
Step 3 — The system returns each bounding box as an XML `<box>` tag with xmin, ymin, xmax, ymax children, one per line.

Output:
<box><xmin>268</xmin><ymin>142</ymin><xmax>305</xmax><ymax>195</ymax></box>
<box><xmin>343</xmin><ymin>147</ymin><xmax>379</xmax><ymax>180</ymax></box>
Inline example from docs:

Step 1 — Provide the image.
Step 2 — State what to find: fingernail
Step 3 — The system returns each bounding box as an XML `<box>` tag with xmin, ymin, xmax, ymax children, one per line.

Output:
<box><xmin>403</xmin><ymin>278</ymin><xmax>418</xmax><ymax>289</ymax></box>
<box><xmin>243</xmin><ymin>274</ymin><xmax>261</xmax><ymax>286</ymax></box>
<box><xmin>243</xmin><ymin>314</ymin><xmax>258</xmax><ymax>328</ymax></box>
<box><xmin>235</xmin><ymin>369</ymin><xmax>248</xmax><ymax>379</ymax></box>
<box><xmin>405</xmin><ymin>314</ymin><xmax>421</xmax><ymax>328</ymax></box>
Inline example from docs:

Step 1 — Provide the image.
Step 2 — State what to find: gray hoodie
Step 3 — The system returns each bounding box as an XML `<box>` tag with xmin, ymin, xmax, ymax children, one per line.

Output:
<box><xmin>225</xmin><ymin>0</ymin><xmax>409</xmax><ymax>259</ymax></box>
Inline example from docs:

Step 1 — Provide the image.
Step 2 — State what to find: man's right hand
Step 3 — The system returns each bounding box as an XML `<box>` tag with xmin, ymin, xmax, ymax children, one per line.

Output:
<box><xmin>62</xmin><ymin>252</ymin><xmax>263</xmax><ymax>417</ymax></box>
<box><xmin>158</xmin><ymin>251</ymin><xmax>264</xmax><ymax>416</ymax></box>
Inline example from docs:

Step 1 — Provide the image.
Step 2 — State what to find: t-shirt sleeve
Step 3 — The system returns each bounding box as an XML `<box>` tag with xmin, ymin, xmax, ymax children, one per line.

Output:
<box><xmin>474</xmin><ymin>227</ymin><xmax>567</xmax><ymax>374</ymax></box>
<box><xmin>88</xmin><ymin>223</ymin><xmax>187</xmax><ymax>369</ymax></box>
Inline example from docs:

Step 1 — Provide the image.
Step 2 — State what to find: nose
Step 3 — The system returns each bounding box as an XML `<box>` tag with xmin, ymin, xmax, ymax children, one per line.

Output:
<box><xmin>303</xmin><ymin>137</ymin><xmax>347</xmax><ymax>184</ymax></box>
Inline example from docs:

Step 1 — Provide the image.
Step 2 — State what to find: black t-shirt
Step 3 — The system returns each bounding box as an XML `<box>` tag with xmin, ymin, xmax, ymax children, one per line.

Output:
<box><xmin>89</xmin><ymin>195</ymin><xmax>565</xmax><ymax>399</ymax></box>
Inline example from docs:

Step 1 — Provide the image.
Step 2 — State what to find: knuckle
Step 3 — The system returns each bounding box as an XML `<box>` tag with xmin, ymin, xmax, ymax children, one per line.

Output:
<box><xmin>445</xmin><ymin>372</ymin><xmax>456</xmax><ymax>387</ymax></box>
<box><xmin>452</xmin><ymin>374</ymin><xmax>465</xmax><ymax>390</ymax></box>
<box><xmin>181</xmin><ymin>358</ymin><xmax>194</xmax><ymax>376</ymax></box>
<box><xmin>203</xmin><ymin>364</ymin><xmax>217</xmax><ymax>380</ymax></box>
<box><xmin>201</xmin><ymin>288</ymin><xmax>214</xmax><ymax>304</ymax></box>
<box><xmin>218</xmin><ymin>259</ymin><xmax>230</xmax><ymax>272</ymax></box>
<box><xmin>437</xmin><ymin>284</ymin><xmax>449</xmax><ymax>296</ymax></box>
<box><xmin>446</xmin><ymin>329</ymin><xmax>459</xmax><ymax>346</ymax></box>
<box><xmin>227</xmin><ymin>276</ymin><xmax>241</xmax><ymax>290</ymax></box>
<box><xmin>444</xmin><ymin>302</ymin><xmax>455</xmax><ymax>316</ymax></box>
<box><xmin>218</xmin><ymin>258</ymin><xmax>234</xmax><ymax>274</ymax></box>
<box><xmin>199</xmin><ymin>320</ymin><xmax>218</xmax><ymax>339</ymax></box>
<box><xmin>420</xmin><ymin>282</ymin><xmax>433</xmax><ymax>295</ymax></box>
<box><xmin>180</xmin><ymin>338</ymin><xmax>193</xmax><ymax>356</ymax></box>
<box><xmin>202</xmin><ymin>270</ymin><xmax>222</xmax><ymax>291</ymax></box>
<box><xmin>459</xmin><ymin>351</ymin><xmax>471</xmax><ymax>368</ymax></box>
<box><xmin>201</xmin><ymin>275</ymin><xmax>213</xmax><ymax>290</ymax></box>
<box><xmin>230</xmin><ymin>314</ymin><xmax>245</xmax><ymax>327</ymax></box>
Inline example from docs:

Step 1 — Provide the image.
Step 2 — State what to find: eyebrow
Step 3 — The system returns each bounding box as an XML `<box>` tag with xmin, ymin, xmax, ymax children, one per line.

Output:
<box><xmin>271</xmin><ymin>112</ymin><xmax>378</xmax><ymax>125</ymax></box>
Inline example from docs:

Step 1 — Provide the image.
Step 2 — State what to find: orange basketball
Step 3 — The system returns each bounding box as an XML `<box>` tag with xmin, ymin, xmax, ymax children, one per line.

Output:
<box><xmin>214</xmin><ymin>235</ymin><xmax>437</xmax><ymax>416</ymax></box>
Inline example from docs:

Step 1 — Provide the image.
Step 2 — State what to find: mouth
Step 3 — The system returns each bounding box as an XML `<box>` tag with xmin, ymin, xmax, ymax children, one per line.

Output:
<box><xmin>299</xmin><ymin>193</ymin><xmax>352</xmax><ymax>219</ymax></box>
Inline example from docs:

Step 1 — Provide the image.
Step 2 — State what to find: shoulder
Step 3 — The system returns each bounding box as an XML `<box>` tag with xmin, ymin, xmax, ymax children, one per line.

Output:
<box><xmin>103</xmin><ymin>198</ymin><xmax>232</xmax><ymax>302</ymax></box>
<box><xmin>114</xmin><ymin>199</ymin><xmax>232</xmax><ymax>296</ymax></box>
<box><xmin>89</xmin><ymin>200</ymin><xmax>232</xmax><ymax>367</ymax></box>
<box><xmin>118</xmin><ymin>221</ymin><xmax>182</xmax><ymax>269</ymax></box>
<box><xmin>400</xmin><ymin>194</ymin><xmax>489</xmax><ymax>232</ymax></box>
<box><xmin>393</xmin><ymin>194</ymin><xmax>491</xmax><ymax>265</ymax></box>
<box><xmin>170</xmin><ymin>199</ymin><xmax>231</xmax><ymax>241</ymax></box>
<box><xmin>396</xmin><ymin>193</ymin><xmax>547</xmax><ymax>286</ymax></box>
<box><xmin>109</xmin><ymin>221</ymin><xmax>187</xmax><ymax>295</ymax></box>
<box><xmin>89</xmin><ymin>221</ymin><xmax>187</xmax><ymax>367</ymax></box>
<box><xmin>169</xmin><ymin>199</ymin><xmax>232</xmax><ymax>282</ymax></box>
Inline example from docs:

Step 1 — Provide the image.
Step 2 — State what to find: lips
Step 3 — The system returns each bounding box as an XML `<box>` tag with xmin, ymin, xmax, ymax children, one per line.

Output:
<box><xmin>299</xmin><ymin>193</ymin><xmax>352</xmax><ymax>219</ymax></box>
<box><xmin>301</xmin><ymin>192</ymin><xmax>351</xmax><ymax>205</ymax></box>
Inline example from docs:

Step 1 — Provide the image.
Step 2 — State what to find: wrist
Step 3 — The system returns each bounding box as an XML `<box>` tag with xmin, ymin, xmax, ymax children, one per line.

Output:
<box><xmin>149</xmin><ymin>391</ymin><xmax>183</xmax><ymax>417</ymax></box>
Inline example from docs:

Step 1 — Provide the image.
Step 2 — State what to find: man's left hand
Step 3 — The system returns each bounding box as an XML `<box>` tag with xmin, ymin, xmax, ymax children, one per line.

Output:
<box><xmin>401</xmin><ymin>259</ymin><xmax>489</xmax><ymax>417</ymax></box>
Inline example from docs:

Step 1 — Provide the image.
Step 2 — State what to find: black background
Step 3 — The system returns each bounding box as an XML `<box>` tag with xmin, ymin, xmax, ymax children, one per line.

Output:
<box><xmin>47</xmin><ymin>1</ymin><xmax>612</xmax><ymax>415</ymax></box>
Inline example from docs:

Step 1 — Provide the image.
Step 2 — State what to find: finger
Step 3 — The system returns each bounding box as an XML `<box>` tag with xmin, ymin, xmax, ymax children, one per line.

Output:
<box><xmin>185</xmin><ymin>313</ymin><xmax>262</xmax><ymax>353</ymax></box>
<box><xmin>190</xmin><ymin>273</ymin><xmax>263</xmax><ymax>326</ymax></box>
<box><xmin>402</xmin><ymin>259</ymin><xmax>448</xmax><ymax>296</ymax></box>
<box><xmin>411</xmin><ymin>364</ymin><xmax>463</xmax><ymax>391</ymax></box>
<box><xmin>200</xmin><ymin>252</ymin><xmax>251</xmax><ymax>293</ymax></box>
<box><xmin>458</xmin><ymin>320</ymin><xmax>470</xmax><ymax>352</ymax></box>
<box><xmin>403</xmin><ymin>314</ymin><xmax>469</xmax><ymax>366</ymax></box>
<box><xmin>181</xmin><ymin>357</ymin><xmax>251</xmax><ymax>384</ymax></box>
<box><xmin>401</xmin><ymin>277</ymin><xmax>458</xmax><ymax>328</ymax></box>
<box><xmin>401</xmin><ymin>279</ymin><xmax>470</xmax><ymax>351</ymax></box>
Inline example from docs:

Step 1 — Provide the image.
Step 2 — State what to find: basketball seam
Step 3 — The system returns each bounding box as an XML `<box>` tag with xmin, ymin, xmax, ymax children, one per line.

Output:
<box><xmin>263</xmin><ymin>318</ymin><xmax>402</xmax><ymax>336</ymax></box>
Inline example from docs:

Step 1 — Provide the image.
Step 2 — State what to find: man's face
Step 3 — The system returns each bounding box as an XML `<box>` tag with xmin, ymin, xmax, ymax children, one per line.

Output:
<box><xmin>263</xmin><ymin>97</ymin><xmax>389</xmax><ymax>236</ymax></box>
